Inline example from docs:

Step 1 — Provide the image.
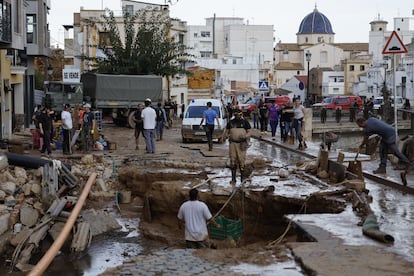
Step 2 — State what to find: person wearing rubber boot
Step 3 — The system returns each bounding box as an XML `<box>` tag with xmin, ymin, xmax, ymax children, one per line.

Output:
<box><xmin>356</xmin><ymin>117</ymin><xmax>412</xmax><ymax>180</ymax></box>
<box><xmin>225</xmin><ymin>109</ymin><xmax>252</xmax><ymax>185</ymax></box>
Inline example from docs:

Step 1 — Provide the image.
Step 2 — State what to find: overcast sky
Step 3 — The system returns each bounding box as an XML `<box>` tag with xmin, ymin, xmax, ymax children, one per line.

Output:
<box><xmin>49</xmin><ymin>0</ymin><xmax>414</xmax><ymax>48</ymax></box>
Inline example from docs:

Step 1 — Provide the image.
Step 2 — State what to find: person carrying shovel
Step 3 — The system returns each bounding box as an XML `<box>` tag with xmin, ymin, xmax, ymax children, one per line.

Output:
<box><xmin>356</xmin><ymin>117</ymin><xmax>412</xmax><ymax>185</ymax></box>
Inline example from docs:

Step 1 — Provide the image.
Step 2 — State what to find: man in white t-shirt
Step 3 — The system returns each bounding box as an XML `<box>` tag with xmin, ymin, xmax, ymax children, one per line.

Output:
<box><xmin>141</xmin><ymin>98</ymin><xmax>157</xmax><ymax>153</ymax></box>
<box><xmin>177</xmin><ymin>188</ymin><xmax>220</xmax><ymax>248</ymax></box>
<box><xmin>61</xmin><ymin>103</ymin><xmax>73</xmax><ymax>154</ymax></box>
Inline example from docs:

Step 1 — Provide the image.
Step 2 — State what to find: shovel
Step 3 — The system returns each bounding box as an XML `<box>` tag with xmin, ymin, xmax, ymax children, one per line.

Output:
<box><xmin>348</xmin><ymin>148</ymin><xmax>363</xmax><ymax>179</ymax></box>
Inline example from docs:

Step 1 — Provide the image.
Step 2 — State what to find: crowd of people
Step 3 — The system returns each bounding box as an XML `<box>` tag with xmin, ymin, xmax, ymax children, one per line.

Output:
<box><xmin>32</xmin><ymin>103</ymin><xmax>96</xmax><ymax>156</ymax></box>
<box><xmin>226</xmin><ymin>97</ymin><xmax>308</xmax><ymax>150</ymax></box>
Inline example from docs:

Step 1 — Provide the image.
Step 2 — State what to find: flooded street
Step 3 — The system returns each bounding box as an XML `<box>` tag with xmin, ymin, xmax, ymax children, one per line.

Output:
<box><xmin>2</xmin><ymin>124</ymin><xmax>414</xmax><ymax>275</ymax></box>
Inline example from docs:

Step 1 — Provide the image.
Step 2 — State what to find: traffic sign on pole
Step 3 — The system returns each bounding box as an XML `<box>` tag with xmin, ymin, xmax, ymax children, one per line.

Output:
<box><xmin>382</xmin><ymin>31</ymin><xmax>408</xmax><ymax>54</ymax></box>
<box><xmin>258</xmin><ymin>81</ymin><xmax>269</xmax><ymax>92</ymax></box>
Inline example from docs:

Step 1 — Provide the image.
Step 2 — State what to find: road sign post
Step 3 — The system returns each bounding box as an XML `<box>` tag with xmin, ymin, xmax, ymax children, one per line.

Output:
<box><xmin>258</xmin><ymin>81</ymin><xmax>269</xmax><ymax>94</ymax></box>
<box><xmin>382</xmin><ymin>31</ymin><xmax>408</xmax><ymax>137</ymax></box>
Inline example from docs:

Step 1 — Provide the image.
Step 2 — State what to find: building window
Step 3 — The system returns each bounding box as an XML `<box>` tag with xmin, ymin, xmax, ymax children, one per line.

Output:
<box><xmin>0</xmin><ymin>0</ymin><xmax>12</xmax><ymax>43</ymax></box>
<box><xmin>124</xmin><ymin>5</ymin><xmax>134</xmax><ymax>16</ymax></box>
<box><xmin>320</xmin><ymin>51</ymin><xmax>328</xmax><ymax>63</ymax></box>
<box><xmin>233</xmin><ymin>59</ymin><xmax>237</xmax><ymax>64</ymax></box>
<box><xmin>13</xmin><ymin>0</ymin><xmax>19</xmax><ymax>33</ymax></box>
<box><xmin>26</xmin><ymin>14</ymin><xmax>37</xmax><ymax>43</ymax></box>
<box><xmin>99</xmin><ymin>32</ymin><xmax>111</xmax><ymax>47</ymax></box>
<box><xmin>200</xmin><ymin>51</ymin><xmax>212</xmax><ymax>58</ymax></box>
<box><xmin>201</xmin><ymin>31</ymin><xmax>210</xmax><ymax>38</ymax></box>
<box><xmin>349</xmin><ymin>65</ymin><xmax>355</xmax><ymax>71</ymax></box>
<box><xmin>360</xmin><ymin>65</ymin><xmax>365</xmax><ymax>71</ymax></box>
<box><xmin>178</xmin><ymin>34</ymin><xmax>184</xmax><ymax>44</ymax></box>
<box><xmin>193</xmin><ymin>33</ymin><xmax>198</xmax><ymax>38</ymax></box>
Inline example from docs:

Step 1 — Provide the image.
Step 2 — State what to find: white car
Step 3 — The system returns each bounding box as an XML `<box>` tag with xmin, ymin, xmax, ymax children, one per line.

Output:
<box><xmin>373</xmin><ymin>96</ymin><xmax>403</xmax><ymax>110</ymax></box>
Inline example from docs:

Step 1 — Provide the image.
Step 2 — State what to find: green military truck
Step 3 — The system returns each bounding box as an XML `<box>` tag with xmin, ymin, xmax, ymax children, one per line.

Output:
<box><xmin>81</xmin><ymin>73</ymin><xmax>163</xmax><ymax>128</ymax></box>
<box><xmin>43</xmin><ymin>81</ymin><xmax>84</xmax><ymax>118</ymax></box>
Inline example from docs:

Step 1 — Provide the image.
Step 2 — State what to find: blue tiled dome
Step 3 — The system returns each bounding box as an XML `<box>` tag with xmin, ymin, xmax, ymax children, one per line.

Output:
<box><xmin>297</xmin><ymin>7</ymin><xmax>334</xmax><ymax>35</ymax></box>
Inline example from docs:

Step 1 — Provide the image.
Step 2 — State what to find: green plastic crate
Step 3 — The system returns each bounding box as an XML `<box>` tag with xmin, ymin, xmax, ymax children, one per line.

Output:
<box><xmin>208</xmin><ymin>216</ymin><xmax>243</xmax><ymax>240</ymax></box>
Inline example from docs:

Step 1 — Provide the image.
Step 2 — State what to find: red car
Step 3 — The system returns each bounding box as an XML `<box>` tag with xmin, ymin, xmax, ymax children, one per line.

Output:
<box><xmin>312</xmin><ymin>96</ymin><xmax>362</xmax><ymax>110</ymax></box>
<box><xmin>264</xmin><ymin>96</ymin><xmax>291</xmax><ymax>107</ymax></box>
<box><xmin>239</xmin><ymin>97</ymin><xmax>261</xmax><ymax>116</ymax></box>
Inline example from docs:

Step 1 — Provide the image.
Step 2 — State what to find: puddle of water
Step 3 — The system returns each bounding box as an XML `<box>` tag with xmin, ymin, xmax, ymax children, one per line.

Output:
<box><xmin>366</xmin><ymin>179</ymin><xmax>414</xmax><ymax>262</ymax></box>
<box><xmin>0</xmin><ymin>216</ymin><xmax>145</xmax><ymax>276</ymax></box>
<box><xmin>231</xmin><ymin>250</ymin><xmax>303</xmax><ymax>275</ymax></box>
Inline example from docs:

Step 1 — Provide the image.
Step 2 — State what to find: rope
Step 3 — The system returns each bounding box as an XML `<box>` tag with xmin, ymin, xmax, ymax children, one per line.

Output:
<box><xmin>266</xmin><ymin>194</ymin><xmax>313</xmax><ymax>247</ymax></box>
<box><xmin>211</xmin><ymin>186</ymin><xmax>240</xmax><ymax>222</ymax></box>
<box><xmin>191</xmin><ymin>176</ymin><xmax>218</xmax><ymax>189</ymax></box>
<box><xmin>209</xmin><ymin>177</ymin><xmax>251</xmax><ymax>223</ymax></box>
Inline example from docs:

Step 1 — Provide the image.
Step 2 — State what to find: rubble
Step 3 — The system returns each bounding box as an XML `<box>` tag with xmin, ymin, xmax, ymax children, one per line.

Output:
<box><xmin>0</xmin><ymin>152</ymin><xmax>121</xmax><ymax>272</ymax></box>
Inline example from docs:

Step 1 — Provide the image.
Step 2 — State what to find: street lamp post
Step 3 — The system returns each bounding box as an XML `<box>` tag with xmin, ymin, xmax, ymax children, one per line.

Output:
<box><xmin>305</xmin><ymin>50</ymin><xmax>312</xmax><ymax>107</ymax></box>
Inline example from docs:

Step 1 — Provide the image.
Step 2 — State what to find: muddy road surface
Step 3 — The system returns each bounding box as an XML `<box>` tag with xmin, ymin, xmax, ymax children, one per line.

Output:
<box><xmin>2</xmin><ymin>119</ymin><xmax>414</xmax><ymax>275</ymax></box>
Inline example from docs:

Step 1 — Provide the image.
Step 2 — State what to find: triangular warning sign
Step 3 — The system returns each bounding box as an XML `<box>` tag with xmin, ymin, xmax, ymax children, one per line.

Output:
<box><xmin>382</xmin><ymin>31</ymin><xmax>408</xmax><ymax>54</ymax></box>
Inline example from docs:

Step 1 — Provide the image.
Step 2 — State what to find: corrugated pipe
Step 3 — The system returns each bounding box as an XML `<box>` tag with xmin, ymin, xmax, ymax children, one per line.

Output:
<box><xmin>27</xmin><ymin>172</ymin><xmax>97</xmax><ymax>276</ymax></box>
<box><xmin>362</xmin><ymin>214</ymin><xmax>394</xmax><ymax>244</ymax></box>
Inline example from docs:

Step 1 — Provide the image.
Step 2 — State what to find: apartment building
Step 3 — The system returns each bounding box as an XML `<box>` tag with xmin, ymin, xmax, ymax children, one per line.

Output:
<box><xmin>0</xmin><ymin>0</ymin><xmax>50</xmax><ymax>138</ymax></box>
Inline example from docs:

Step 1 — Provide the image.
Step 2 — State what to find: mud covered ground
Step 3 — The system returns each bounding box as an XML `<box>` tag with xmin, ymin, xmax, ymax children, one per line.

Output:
<box><xmin>6</xmin><ymin>118</ymin><xmax>413</xmax><ymax>275</ymax></box>
<box><xmin>94</xmin><ymin>119</ymin><xmax>346</xmax><ymax>274</ymax></box>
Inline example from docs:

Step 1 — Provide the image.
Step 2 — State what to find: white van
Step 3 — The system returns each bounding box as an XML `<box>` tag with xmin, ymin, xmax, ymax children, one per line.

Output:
<box><xmin>181</xmin><ymin>99</ymin><xmax>228</xmax><ymax>143</ymax></box>
<box><xmin>373</xmin><ymin>96</ymin><xmax>403</xmax><ymax>110</ymax></box>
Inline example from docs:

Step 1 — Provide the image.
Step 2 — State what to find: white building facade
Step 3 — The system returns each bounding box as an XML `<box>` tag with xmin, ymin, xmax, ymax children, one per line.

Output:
<box><xmin>187</xmin><ymin>17</ymin><xmax>274</xmax><ymax>98</ymax></box>
<box><xmin>359</xmin><ymin>15</ymin><xmax>414</xmax><ymax>102</ymax></box>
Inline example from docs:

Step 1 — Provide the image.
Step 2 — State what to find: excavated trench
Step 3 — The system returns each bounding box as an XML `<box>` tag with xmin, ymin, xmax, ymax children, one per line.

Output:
<box><xmin>0</xmin><ymin>146</ymin><xmax>348</xmax><ymax>275</ymax></box>
<box><xmin>116</xmin><ymin>155</ymin><xmax>347</xmax><ymax>248</ymax></box>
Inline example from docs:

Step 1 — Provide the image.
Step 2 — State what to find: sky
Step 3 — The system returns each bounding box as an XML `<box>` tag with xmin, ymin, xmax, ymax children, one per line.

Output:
<box><xmin>49</xmin><ymin>0</ymin><xmax>414</xmax><ymax>48</ymax></box>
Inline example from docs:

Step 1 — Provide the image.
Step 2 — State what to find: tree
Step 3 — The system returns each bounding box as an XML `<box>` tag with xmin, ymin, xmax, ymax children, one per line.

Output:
<box><xmin>84</xmin><ymin>8</ymin><xmax>193</xmax><ymax>79</ymax></box>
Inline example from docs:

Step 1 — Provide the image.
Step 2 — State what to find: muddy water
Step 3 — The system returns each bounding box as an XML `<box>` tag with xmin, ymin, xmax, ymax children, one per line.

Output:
<box><xmin>3</xmin><ymin>135</ymin><xmax>413</xmax><ymax>274</ymax></box>
<box><xmin>1</xmin><ymin>210</ymin><xmax>156</xmax><ymax>276</ymax></box>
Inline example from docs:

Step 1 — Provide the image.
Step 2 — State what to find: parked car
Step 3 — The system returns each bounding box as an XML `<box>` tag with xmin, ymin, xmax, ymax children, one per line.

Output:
<box><xmin>239</xmin><ymin>97</ymin><xmax>261</xmax><ymax>116</ymax></box>
<box><xmin>373</xmin><ymin>96</ymin><xmax>403</xmax><ymax>110</ymax></box>
<box><xmin>264</xmin><ymin>96</ymin><xmax>291</xmax><ymax>107</ymax></box>
<box><xmin>312</xmin><ymin>96</ymin><xmax>362</xmax><ymax>110</ymax></box>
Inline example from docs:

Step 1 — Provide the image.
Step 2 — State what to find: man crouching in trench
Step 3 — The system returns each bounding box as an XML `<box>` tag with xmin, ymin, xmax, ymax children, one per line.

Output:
<box><xmin>225</xmin><ymin>109</ymin><xmax>252</xmax><ymax>185</ymax></box>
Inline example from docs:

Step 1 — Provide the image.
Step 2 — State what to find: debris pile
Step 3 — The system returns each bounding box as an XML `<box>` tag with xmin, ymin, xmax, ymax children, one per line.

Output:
<box><xmin>0</xmin><ymin>153</ymin><xmax>121</xmax><ymax>273</ymax></box>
